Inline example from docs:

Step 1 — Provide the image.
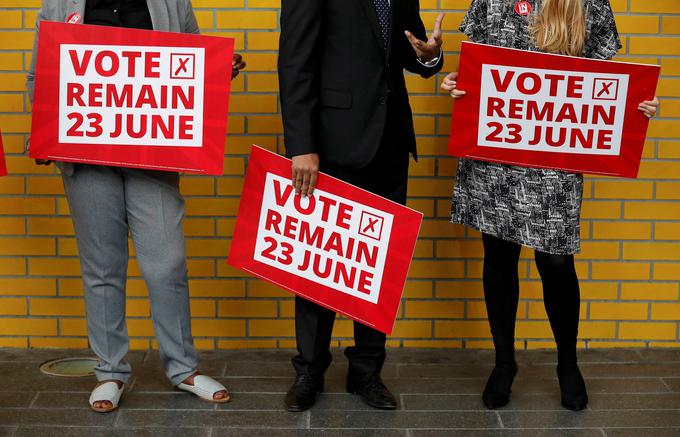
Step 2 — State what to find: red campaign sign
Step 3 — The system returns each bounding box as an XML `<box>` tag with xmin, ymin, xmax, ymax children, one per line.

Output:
<box><xmin>30</xmin><ymin>22</ymin><xmax>234</xmax><ymax>175</ymax></box>
<box><xmin>228</xmin><ymin>146</ymin><xmax>423</xmax><ymax>334</ymax></box>
<box><xmin>449</xmin><ymin>41</ymin><xmax>660</xmax><ymax>178</ymax></box>
<box><xmin>0</xmin><ymin>131</ymin><xmax>7</xmax><ymax>177</ymax></box>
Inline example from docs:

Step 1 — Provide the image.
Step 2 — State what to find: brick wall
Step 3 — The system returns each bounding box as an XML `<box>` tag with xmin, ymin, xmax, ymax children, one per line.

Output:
<box><xmin>0</xmin><ymin>0</ymin><xmax>678</xmax><ymax>350</ymax></box>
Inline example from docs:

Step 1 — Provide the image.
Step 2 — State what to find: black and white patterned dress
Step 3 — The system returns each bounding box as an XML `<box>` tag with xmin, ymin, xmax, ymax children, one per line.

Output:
<box><xmin>451</xmin><ymin>0</ymin><xmax>622</xmax><ymax>255</ymax></box>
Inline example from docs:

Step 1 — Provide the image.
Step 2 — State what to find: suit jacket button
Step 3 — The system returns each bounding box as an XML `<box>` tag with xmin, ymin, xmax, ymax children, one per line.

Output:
<box><xmin>378</xmin><ymin>96</ymin><xmax>386</xmax><ymax>105</ymax></box>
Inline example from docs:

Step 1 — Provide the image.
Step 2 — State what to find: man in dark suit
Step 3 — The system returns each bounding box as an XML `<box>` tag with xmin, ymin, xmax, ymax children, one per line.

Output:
<box><xmin>278</xmin><ymin>0</ymin><xmax>444</xmax><ymax>412</ymax></box>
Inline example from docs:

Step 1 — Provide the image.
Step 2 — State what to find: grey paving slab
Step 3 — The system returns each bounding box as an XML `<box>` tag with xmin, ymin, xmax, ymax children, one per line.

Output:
<box><xmin>0</xmin><ymin>362</ymin><xmax>98</xmax><ymax>392</ymax></box>
<box><xmin>198</xmin><ymin>349</ymin><xmax>296</xmax><ymax>363</ymax></box>
<box><xmin>589</xmin><ymin>393</ymin><xmax>680</xmax><ymax>410</ymax></box>
<box><xmin>116</xmin><ymin>409</ymin><xmax>308</xmax><ymax>428</ymax></box>
<box><xmin>500</xmin><ymin>410</ymin><xmax>680</xmax><ymax>428</ymax></box>
<box><xmin>0</xmin><ymin>348</ymin><xmax>146</xmax><ymax>365</ymax></box>
<box><xmin>215</xmin><ymin>392</ymin><xmax>381</xmax><ymax>411</ymax></box>
<box><xmin>0</xmin><ymin>391</ymin><xmax>35</xmax><ymax>408</ymax></box>
<box><xmin>385</xmin><ymin>349</ymin><xmax>498</xmax><ymax>365</ymax></box>
<box><xmin>512</xmin><ymin>377</ymin><xmax>669</xmax><ymax>394</ymax></box>
<box><xmin>401</xmin><ymin>393</ymin><xmax>565</xmax><ymax>411</ymax></box>
<box><xmin>310</xmin><ymin>410</ymin><xmax>500</xmax><ymax>429</ymax></box>
<box><xmin>525</xmin><ymin>349</ymin><xmax>642</xmax><ymax>364</ymax></box>
<box><xmin>410</xmin><ymin>430</ymin><xmax>604</xmax><ymax>437</ymax></box>
<box><xmin>380</xmin><ymin>377</ymin><xmax>483</xmax><ymax>394</ymax></box>
<box><xmin>225</xmin><ymin>361</ymin><xmax>398</xmax><ymax>379</ymax></box>
<box><xmin>637</xmin><ymin>349</ymin><xmax>680</xmax><ymax>363</ymax></box>
<box><xmin>579</xmin><ymin>363</ymin><xmax>680</xmax><ymax>378</ymax></box>
<box><xmin>0</xmin><ymin>408</ymin><xmax>116</xmax><ymax>426</ymax></box>
<box><xmin>33</xmin><ymin>391</ymin><xmax>216</xmax><ymax>410</ymax></box>
<box><xmin>604</xmin><ymin>428</ymin><xmax>680</xmax><ymax>437</ymax></box>
<box><xmin>397</xmin><ymin>363</ymin><xmax>495</xmax><ymax>379</ymax></box>
<box><xmin>212</xmin><ymin>431</ymin><xmax>407</xmax><ymax>437</ymax></box>
<box><xmin>13</xmin><ymin>427</ymin><xmax>210</xmax><ymax>437</ymax></box>
<box><xmin>661</xmin><ymin>378</ymin><xmax>680</xmax><ymax>392</ymax></box>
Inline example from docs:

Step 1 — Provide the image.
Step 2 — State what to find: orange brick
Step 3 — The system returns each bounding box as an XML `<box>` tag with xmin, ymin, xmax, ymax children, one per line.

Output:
<box><xmin>30</xmin><ymin>337</ymin><xmax>89</xmax><ymax>349</ymax></box>
<box><xmin>0</xmin><ymin>318</ymin><xmax>56</xmax><ymax>336</ymax></box>
<box><xmin>651</xmin><ymin>303</ymin><xmax>680</xmax><ymax>321</ymax></box>
<box><xmin>594</xmin><ymin>181</ymin><xmax>653</xmax><ymax>199</ymax></box>
<box><xmin>592</xmin><ymin>221</ymin><xmax>651</xmax><ymax>240</ymax></box>
<box><xmin>655</xmin><ymin>223</ymin><xmax>680</xmax><ymax>241</ymax></box>
<box><xmin>0</xmin><ymin>237</ymin><xmax>55</xmax><ymax>255</ymax></box>
<box><xmin>0</xmin><ymin>278</ymin><xmax>55</xmax><ymax>296</ymax></box>
<box><xmin>30</xmin><ymin>298</ymin><xmax>84</xmax><ymax>316</ymax></box>
<box><xmin>59</xmin><ymin>318</ymin><xmax>86</xmax><ymax>336</ymax></box>
<box><xmin>654</xmin><ymin>263</ymin><xmax>680</xmax><ymax>281</ymax></box>
<box><xmin>249</xmin><ymin>319</ymin><xmax>295</xmax><ymax>337</ymax></box>
<box><xmin>0</xmin><ymin>297</ymin><xmax>27</xmax><ymax>315</ymax></box>
<box><xmin>619</xmin><ymin>322</ymin><xmax>677</xmax><ymax>340</ymax></box>
<box><xmin>217</xmin><ymin>300</ymin><xmax>277</xmax><ymax>318</ymax></box>
<box><xmin>590</xmin><ymin>302</ymin><xmax>649</xmax><ymax>321</ymax></box>
<box><xmin>591</xmin><ymin>262</ymin><xmax>650</xmax><ymax>280</ymax></box>
<box><xmin>623</xmin><ymin>243</ymin><xmax>680</xmax><ymax>261</ymax></box>
<box><xmin>622</xmin><ymin>282</ymin><xmax>679</xmax><ymax>301</ymax></box>
<box><xmin>405</xmin><ymin>301</ymin><xmax>464</xmax><ymax>318</ymax></box>
<box><xmin>191</xmin><ymin>319</ymin><xmax>246</xmax><ymax>337</ymax></box>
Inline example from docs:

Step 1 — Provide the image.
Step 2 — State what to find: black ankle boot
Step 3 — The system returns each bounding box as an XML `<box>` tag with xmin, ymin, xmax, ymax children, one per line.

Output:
<box><xmin>482</xmin><ymin>362</ymin><xmax>518</xmax><ymax>409</ymax></box>
<box><xmin>557</xmin><ymin>363</ymin><xmax>588</xmax><ymax>411</ymax></box>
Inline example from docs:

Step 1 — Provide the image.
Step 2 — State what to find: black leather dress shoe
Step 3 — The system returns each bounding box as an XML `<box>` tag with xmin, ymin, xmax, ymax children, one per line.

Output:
<box><xmin>284</xmin><ymin>374</ymin><xmax>323</xmax><ymax>412</ymax></box>
<box><xmin>347</xmin><ymin>374</ymin><xmax>397</xmax><ymax>410</ymax></box>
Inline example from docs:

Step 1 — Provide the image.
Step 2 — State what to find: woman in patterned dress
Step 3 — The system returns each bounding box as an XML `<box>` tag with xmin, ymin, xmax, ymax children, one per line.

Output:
<box><xmin>441</xmin><ymin>0</ymin><xmax>659</xmax><ymax>411</ymax></box>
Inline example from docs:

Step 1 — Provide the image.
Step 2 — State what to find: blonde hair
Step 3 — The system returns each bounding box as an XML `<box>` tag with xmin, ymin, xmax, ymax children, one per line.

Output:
<box><xmin>531</xmin><ymin>0</ymin><xmax>586</xmax><ymax>56</ymax></box>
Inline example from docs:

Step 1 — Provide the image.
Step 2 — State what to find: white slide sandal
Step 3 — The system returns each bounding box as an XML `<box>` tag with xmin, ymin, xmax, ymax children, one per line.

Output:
<box><xmin>89</xmin><ymin>381</ymin><xmax>125</xmax><ymax>413</ymax></box>
<box><xmin>177</xmin><ymin>375</ymin><xmax>230</xmax><ymax>403</ymax></box>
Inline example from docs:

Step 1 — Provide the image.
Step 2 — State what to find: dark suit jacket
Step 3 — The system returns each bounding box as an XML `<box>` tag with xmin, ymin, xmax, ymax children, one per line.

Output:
<box><xmin>278</xmin><ymin>0</ymin><xmax>443</xmax><ymax>169</ymax></box>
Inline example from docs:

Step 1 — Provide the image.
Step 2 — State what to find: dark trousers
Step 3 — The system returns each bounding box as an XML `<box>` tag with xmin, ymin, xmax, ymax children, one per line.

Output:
<box><xmin>292</xmin><ymin>104</ymin><xmax>409</xmax><ymax>381</ymax></box>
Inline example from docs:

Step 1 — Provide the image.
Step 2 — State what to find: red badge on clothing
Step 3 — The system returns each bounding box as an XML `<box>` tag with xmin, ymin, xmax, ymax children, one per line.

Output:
<box><xmin>0</xmin><ymin>131</ymin><xmax>7</xmax><ymax>177</ymax></box>
<box><xmin>29</xmin><ymin>22</ymin><xmax>234</xmax><ymax>175</ymax></box>
<box><xmin>515</xmin><ymin>1</ymin><xmax>532</xmax><ymax>16</ymax></box>
<box><xmin>448</xmin><ymin>41</ymin><xmax>660</xmax><ymax>178</ymax></box>
<box><xmin>66</xmin><ymin>13</ymin><xmax>82</xmax><ymax>24</ymax></box>
<box><xmin>228</xmin><ymin>146</ymin><xmax>423</xmax><ymax>335</ymax></box>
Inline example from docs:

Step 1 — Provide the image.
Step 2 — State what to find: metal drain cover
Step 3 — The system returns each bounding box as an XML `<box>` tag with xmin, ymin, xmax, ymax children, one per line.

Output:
<box><xmin>39</xmin><ymin>357</ymin><xmax>98</xmax><ymax>377</ymax></box>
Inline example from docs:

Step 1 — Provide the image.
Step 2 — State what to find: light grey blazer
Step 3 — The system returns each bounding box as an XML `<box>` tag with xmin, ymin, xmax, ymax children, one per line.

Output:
<box><xmin>26</xmin><ymin>0</ymin><xmax>200</xmax><ymax>175</ymax></box>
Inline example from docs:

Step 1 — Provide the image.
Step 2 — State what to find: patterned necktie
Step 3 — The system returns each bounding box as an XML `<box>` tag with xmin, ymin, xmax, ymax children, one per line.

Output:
<box><xmin>372</xmin><ymin>0</ymin><xmax>391</xmax><ymax>50</ymax></box>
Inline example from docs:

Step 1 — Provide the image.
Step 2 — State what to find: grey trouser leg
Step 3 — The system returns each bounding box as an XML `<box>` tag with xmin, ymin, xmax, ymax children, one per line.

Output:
<box><xmin>63</xmin><ymin>165</ymin><xmax>198</xmax><ymax>385</ymax></box>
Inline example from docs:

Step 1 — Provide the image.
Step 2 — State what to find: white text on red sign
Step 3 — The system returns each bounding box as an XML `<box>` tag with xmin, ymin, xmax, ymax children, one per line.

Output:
<box><xmin>59</xmin><ymin>45</ymin><xmax>205</xmax><ymax>146</ymax></box>
<box><xmin>478</xmin><ymin>64</ymin><xmax>629</xmax><ymax>155</ymax></box>
<box><xmin>254</xmin><ymin>173</ymin><xmax>393</xmax><ymax>304</ymax></box>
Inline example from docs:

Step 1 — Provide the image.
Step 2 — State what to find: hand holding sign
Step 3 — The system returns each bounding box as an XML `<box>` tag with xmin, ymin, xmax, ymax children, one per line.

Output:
<box><xmin>405</xmin><ymin>12</ymin><xmax>444</xmax><ymax>63</ymax></box>
<box><xmin>291</xmin><ymin>153</ymin><xmax>319</xmax><ymax>198</ymax></box>
<box><xmin>638</xmin><ymin>97</ymin><xmax>659</xmax><ymax>118</ymax></box>
<box><xmin>232</xmin><ymin>53</ymin><xmax>246</xmax><ymax>79</ymax></box>
<box><xmin>441</xmin><ymin>71</ymin><xmax>466</xmax><ymax>99</ymax></box>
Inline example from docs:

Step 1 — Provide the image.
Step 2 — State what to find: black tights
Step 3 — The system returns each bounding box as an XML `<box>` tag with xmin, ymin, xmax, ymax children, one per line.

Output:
<box><xmin>482</xmin><ymin>233</ymin><xmax>580</xmax><ymax>365</ymax></box>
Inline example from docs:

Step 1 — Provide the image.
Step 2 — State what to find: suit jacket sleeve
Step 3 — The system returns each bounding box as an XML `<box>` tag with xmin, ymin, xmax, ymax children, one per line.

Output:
<box><xmin>278</xmin><ymin>0</ymin><xmax>324</xmax><ymax>158</ymax></box>
<box><xmin>184</xmin><ymin>0</ymin><xmax>200</xmax><ymax>35</ymax></box>
<box><xmin>402</xmin><ymin>0</ymin><xmax>443</xmax><ymax>78</ymax></box>
<box><xmin>26</xmin><ymin>4</ymin><xmax>52</xmax><ymax>104</ymax></box>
